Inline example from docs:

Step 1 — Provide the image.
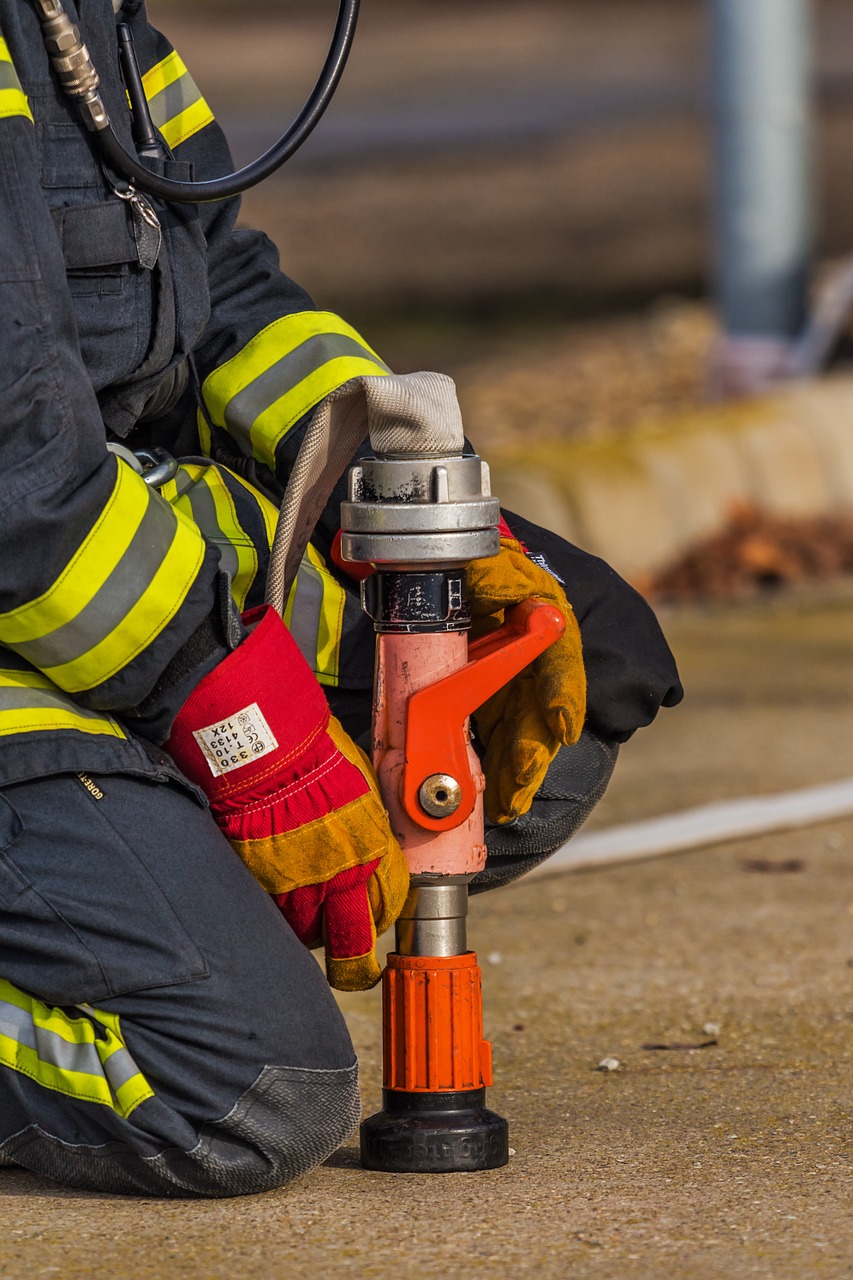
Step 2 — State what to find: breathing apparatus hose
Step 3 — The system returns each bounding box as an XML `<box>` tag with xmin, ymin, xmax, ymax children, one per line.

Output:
<box><xmin>31</xmin><ymin>0</ymin><xmax>360</xmax><ymax>204</ymax></box>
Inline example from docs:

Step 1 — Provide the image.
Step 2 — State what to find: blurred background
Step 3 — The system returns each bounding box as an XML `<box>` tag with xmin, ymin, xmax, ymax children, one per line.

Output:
<box><xmin>146</xmin><ymin>0</ymin><xmax>853</xmax><ymax>603</ymax></box>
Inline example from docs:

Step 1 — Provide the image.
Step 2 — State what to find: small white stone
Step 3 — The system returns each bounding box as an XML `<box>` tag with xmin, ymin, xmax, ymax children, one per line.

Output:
<box><xmin>702</xmin><ymin>1022</ymin><xmax>721</xmax><ymax>1036</ymax></box>
<box><xmin>597</xmin><ymin>1056</ymin><xmax>621</xmax><ymax>1072</ymax></box>
<box><xmin>486</xmin><ymin>951</ymin><xmax>503</xmax><ymax>966</ymax></box>
<box><xmin>508</xmin><ymin>1147</ymin><xmax>517</xmax><ymax>1157</ymax></box>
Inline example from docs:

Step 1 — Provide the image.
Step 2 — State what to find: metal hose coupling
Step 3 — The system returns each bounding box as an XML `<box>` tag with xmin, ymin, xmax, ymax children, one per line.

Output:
<box><xmin>31</xmin><ymin>0</ymin><xmax>110</xmax><ymax>130</ymax></box>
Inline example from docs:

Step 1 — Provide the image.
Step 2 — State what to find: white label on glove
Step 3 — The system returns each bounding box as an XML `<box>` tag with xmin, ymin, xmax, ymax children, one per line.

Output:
<box><xmin>192</xmin><ymin>703</ymin><xmax>279</xmax><ymax>777</ymax></box>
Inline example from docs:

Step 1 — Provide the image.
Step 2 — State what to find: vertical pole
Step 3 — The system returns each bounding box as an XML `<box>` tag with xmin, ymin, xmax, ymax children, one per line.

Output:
<box><xmin>710</xmin><ymin>0</ymin><xmax>813</xmax><ymax>392</ymax></box>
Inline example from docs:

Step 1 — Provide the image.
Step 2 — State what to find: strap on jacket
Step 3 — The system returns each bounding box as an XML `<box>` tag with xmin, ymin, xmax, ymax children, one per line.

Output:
<box><xmin>51</xmin><ymin>201</ymin><xmax>138</xmax><ymax>271</ymax></box>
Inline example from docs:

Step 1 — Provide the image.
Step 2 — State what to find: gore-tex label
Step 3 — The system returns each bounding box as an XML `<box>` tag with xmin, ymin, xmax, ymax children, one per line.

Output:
<box><xmin>192</xmin><ymin>703</ymin><xmax>279</xmax><ymax>777</ymax></box>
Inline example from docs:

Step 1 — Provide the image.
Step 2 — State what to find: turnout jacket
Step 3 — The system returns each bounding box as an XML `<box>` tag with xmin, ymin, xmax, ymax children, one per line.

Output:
<box><xmin>0</xmin><ymin>0</ymin><xmax>383</xmax><ymax>786</ymax></box>
<box><xmin>0</xmin><ymin>0</ymin><xmax>683</xmax><ymax>790</ymax></box>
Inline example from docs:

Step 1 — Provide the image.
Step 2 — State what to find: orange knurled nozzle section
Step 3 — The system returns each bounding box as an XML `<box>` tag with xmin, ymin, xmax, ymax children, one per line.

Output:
<box><xmin>382</xmin><ymin>952</ymin><xmax>493</xmax><ymax>1092</ymax></box>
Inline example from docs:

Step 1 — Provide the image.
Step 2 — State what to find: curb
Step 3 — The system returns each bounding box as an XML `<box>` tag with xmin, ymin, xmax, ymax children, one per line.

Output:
<box><xmin>487</xmin><ymin>373</ymin><xmax>853</xmax><ymax>581</ymax></box>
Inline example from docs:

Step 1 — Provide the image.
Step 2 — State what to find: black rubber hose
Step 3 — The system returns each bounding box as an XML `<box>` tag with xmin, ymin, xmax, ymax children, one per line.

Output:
<box><xmin>95</xmin><ymin>0</ymin><xmax>360</xmax><ymax>203</ymax></box>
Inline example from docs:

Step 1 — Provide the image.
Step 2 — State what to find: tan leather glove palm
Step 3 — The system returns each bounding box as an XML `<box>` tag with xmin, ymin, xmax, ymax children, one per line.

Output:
<box><xmin>466</xmin><ymin>537</ymin><xmax>586</xmax><ymax>823</ymax></box>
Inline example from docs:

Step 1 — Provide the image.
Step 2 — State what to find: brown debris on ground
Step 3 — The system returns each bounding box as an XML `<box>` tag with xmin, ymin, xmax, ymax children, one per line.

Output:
<box><xmin>647</xmin><ymin>504</ymin><xmax>853</xmax><ymax>602</ymax></box>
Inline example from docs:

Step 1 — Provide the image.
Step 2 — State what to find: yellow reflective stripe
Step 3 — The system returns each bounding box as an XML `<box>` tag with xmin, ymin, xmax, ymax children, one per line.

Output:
<box><xmin>251</xmin><ymin>354</ymin><xmax>386</xmax><ymax>461</ymax></box>
<box><xmin>0</xmin><ymin>88</ymin><xmax>32</xmax><ymax>122</ymax></box>
<box><xmin>0</xmin><ymin>461</ymin><xmax>206</xmax><ymax>694</ymax></box>
<box><xmin>196</xmin><ymin>406</ymin><xmax>212</xmax><ymax>458</ymax></box>
<box><xmin>159</xmin><ymin>94</ymin><xmax>214</xmax><ymax>150</ymax></box>
<box><xmin>201</xmin><ymin>311</ymin><xmax>390</xmax><ymax>468</ymax></box>
<box><xmin>159</xmin><ymin>477</ymin><xmax>179</xmax><ymax>503</ymax></box>
<box><xmin>258</xmin><ymin>492</ymin><xmax>278</xmax><ymax>549</ymax></box>
<box><xmin>306</xmin><ymin>543</ymin><xmax>345</xmax><ymax>684</ymax></box>
<box><xmin>207</xmin><ymin>313</ymin><xmax>385</xmax><ymax>403</ymax></box>
<box><xmin>0</xmin><ymin>980</ymin><xmax>152</xmax><ymax>1118</ymax></box>
<box><xmin>0</xmin><ymin>463</ymin><xmax>146</xmax><ymax>644</ymax></box>
<box><xmin>142</xmin><ymin>49</ymin><xmax>213</xmax><ymax>149</ymax></box>
<box><xmin>0</xmin><ymin>668</ymin><xmax>58</xmax><ymax>689</ymax></box>
<box><xmin>141</xmin><ymin>48</ymin><xmax>186</xmax><ymax>99</ymax></box>
<box><xmin>0</xmin><ymin>40</ymin><xmax>32</xmax><ymax>122</ymax></box>
<box><xmin>282</xmin><ymin>573</ymin><xmax>299</xmax><ymax>630</ymax></box>
<box><xmin>167</xmin><ymin>463</ymin><xmax>260</xmax><ymax>612</ymax></box>
<box><xmin>0</xmin><ymin>669</ymin><xmax>127</xmax><ymax>739</ymax></box>
<box><xmin>0</xmin><ymin>705</ymin><xmax>125</xmax><ymax>738</ymax></box>
<box><xmin>0</xmin><ymin>1037</ymin><xmax>111</xmax><ymax>1108</ymax></box>
<box><xmin>42</xmin><ymin>505</ymin><xmax>204</xmax><ymax>692</ymax></box>
<box><xmin>282</xmin><ymin>546</ymin><xmax>346</xmax><ymax>687</ymax></box>
<box><xmin>200</xmin><ymin>469</ymin><xmax>258</xmax><ymax>611</ymax></box>
<box><xmin>113</xmin><ymin>1073</ymin><xmax>152</xmax><ymax>1114</ymax></box>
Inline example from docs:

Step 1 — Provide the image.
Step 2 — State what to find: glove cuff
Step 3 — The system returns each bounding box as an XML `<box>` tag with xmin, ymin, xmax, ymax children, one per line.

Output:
<box><xmin>166</xmin><ymin>605</ymin><xmax>330</xmax><ymax>798</ymax></box>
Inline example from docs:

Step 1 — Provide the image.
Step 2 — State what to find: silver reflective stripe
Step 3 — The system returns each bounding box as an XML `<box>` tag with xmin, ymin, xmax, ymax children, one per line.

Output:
<box><xmin>0</xmin><ymin>1000</ymin><xmax>104</xmax><ymax>1079</ymax></box>
<box><xmin>182</xmin><ymin>477</ymin><xmax>240</xmax><ymax>583</ymax></box>
<box><xmin>223</xmin><ymin>334</ymin><xmax>390</xmax><ymax>454</ymax></box>
<box><xmin>147</xmin><ymin>73</ymin><xmax>203</xmax><ymax>133</ymax></box>
<box><xmin>103</xmin><ymin>1046</ymin><xmax>145</xmax><ymax>1093</ymax></box>
<box><xmin>11</xmin><ymin>497</ymin><xmax>178</xmax><ymax>672</ymax></box>
<box><xmin>0</xmin><ymin>63</ymin><xmax>20</xmax><ymax>93</ymax></box>
<box><xmin>0</xmin><ymin>686</ymin><xmax>118</xmax><ymax>719</ymax></box>
<box><xmin>287</xmin><ymin>559</ymin><xmax>324</xmax><ymax>671</ymax></box>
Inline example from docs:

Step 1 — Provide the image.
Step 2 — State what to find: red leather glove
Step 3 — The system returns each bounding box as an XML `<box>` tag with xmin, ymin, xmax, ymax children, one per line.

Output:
<box><xmin>166</xmin><ymin>606</ymin><xmax>409</xmax><ymax>990</ymax></box>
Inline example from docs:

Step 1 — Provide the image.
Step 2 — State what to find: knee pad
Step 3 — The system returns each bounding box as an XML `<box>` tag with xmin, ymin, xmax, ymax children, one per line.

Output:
<box><xmin>179</xmin><ymin>1060</ymin><xmax>362</xmax><ymax>1197</ymax></box>
<box><xmin>5</xmin><ymin>1061</ymin><xmax>360</xmax><ymax>1199</ymax></box>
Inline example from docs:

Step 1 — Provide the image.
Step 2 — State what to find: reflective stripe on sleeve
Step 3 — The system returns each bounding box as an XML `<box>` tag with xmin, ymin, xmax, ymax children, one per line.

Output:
<box><xmin>0</xmin><ymin>38</ymin><xmax>33</xmax><ymax>122</ymax></box>
<box><xmin>161</xmin><ymin>461</ymin><xmax>348</xmax><ymax>682</ymax></box>
<box><xmin>201</xmin><ymin>312</ymin><xmax>391</xmax><ymax>469</ymax></box>
<box><xmin>0</xmin><ymin>980</ymin><xmax>153</xmax><ymax>1118</ymax></box>
<box><xmin>0</xmin><ymin>668</ymin><xmax>126</xmax><ymax>739</ymax></box>
<box><xmin>0</xmin><ymin>460</ymin><xmax>207</xmax><ymax>695</ymax></box>
<box><xmin>164</xmin><ymin>463</ymin><xmax>263</xmax><ymax>612</ymax></box>
<box><xmin>284</xmin><ymin>543</ymin><xmax>346</xmax><ymax>687</ymax></box>
<box><xmin>142</xmin><ymin>49</ymin><xmax>213</xmax><ymax>149</ymax></box>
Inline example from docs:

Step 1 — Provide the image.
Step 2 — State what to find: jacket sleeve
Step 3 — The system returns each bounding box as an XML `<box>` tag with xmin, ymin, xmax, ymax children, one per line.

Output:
<box><xmin>0</xmin><ymin>33</ymin><xmax>220</xmax><ymax>714</ymax></box>
<box><xmin>129</xmin><ymin>16</ymin><xmax>390</xmax><ymax>498</ymax></box>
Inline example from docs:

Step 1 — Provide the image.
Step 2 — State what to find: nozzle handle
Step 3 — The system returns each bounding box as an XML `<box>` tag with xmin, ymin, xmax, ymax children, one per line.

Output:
<box><xmin>402</xmin><ymin>598</ymin><xmax>565</xmax><ymax>832</ymax></box>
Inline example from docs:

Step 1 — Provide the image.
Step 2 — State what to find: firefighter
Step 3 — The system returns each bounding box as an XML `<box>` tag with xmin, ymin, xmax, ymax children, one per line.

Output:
<box><xmin>0</xmin><ymin>0</ymin><xmax>682</xmax><ymax>1196</ymax></box>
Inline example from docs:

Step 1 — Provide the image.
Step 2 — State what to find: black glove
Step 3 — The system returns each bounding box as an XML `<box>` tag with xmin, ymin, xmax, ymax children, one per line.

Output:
<box><xmin>501</xmin><ymin>509</ymin><xmax>683</xmax><ymax>743</ymax></box>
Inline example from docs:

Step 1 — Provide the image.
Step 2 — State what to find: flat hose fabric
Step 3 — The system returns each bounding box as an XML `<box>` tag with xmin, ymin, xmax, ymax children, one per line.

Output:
<box><xmin>264</xmin><ymin>372</ymin><xmax>465</xmax><ymax>612</ymax></box>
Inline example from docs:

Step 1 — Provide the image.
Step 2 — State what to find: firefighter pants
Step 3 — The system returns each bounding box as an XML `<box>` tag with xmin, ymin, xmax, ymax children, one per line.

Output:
<box><xmin>0</xmin><ymin>772</ymin><xmax>359</xmax><ymax>1198</ymax></box>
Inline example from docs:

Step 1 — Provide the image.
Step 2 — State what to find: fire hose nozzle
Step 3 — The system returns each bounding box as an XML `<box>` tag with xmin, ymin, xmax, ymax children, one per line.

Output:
<box><xmin>347</xmin><ymin>444</ymin><xmax>563</xmax><ymax>1173</ymax></box>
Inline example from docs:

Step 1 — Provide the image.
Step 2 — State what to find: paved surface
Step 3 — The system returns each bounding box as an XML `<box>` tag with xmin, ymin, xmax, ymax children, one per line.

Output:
<box><xmin>1</xmin><ymin>588</ymin><xmax>851</xmax><ymax>1279</ymax></box>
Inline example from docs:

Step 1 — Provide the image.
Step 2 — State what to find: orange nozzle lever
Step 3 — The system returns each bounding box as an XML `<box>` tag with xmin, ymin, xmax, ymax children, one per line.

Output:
<box><xmin>402</xmin><ymin>597</ymin><xmax>565</xmax><ymax>832</ymax></box>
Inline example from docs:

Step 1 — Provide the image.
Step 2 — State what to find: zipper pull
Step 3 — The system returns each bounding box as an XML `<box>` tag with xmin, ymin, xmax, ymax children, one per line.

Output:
<box><xmin>112</xmin><ymin>181</ymin><xmax>161</xmax><ymax>271</ymax></box>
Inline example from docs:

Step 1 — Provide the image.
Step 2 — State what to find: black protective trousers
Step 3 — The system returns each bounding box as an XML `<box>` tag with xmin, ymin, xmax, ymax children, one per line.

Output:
<box><xmin>0</xmin><ymin>772</ymin><xmax>359</xmax><ymax>1198</ymax></box>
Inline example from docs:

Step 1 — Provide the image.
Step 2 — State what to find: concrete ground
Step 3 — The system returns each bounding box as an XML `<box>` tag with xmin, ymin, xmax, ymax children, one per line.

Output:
<box><xmin>1</xmin><ymin>587</ymin><xmax>851</xmax><ymax>1278</ymax></box>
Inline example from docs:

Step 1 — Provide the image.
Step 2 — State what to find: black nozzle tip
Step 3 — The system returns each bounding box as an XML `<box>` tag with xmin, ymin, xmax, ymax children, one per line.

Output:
<box><xmin>360</xmin><ymin>1088</ymin><xmax>509</xmax><ymax>1173</ymax></box>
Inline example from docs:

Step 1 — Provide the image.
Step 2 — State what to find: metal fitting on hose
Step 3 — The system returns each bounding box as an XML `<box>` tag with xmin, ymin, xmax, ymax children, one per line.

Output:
<box><xmin>340</xmin><ymin>453</ymin><xmax>500</xmax><ymax>571</ymax></box>
<box><xmin>395</xmin><ymin>877</ymin><xmax>470</xmax><ymax>957</ymax></box>
<box><xmin>31</xmin><ymin>0</ymin><xmax>110</xmax><ymax>130</ymax></box>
